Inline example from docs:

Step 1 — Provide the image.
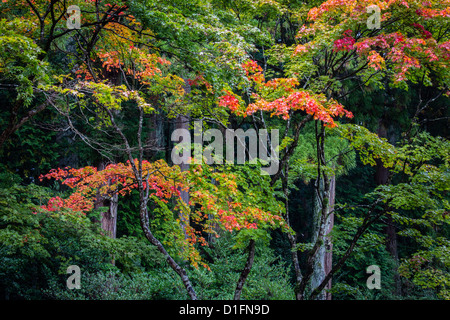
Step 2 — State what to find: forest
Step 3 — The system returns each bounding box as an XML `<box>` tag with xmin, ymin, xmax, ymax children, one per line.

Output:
<box><xmin>0</xmin><ymin>0</ymin><xmax>449</xmax><ymax>302</ymax></box>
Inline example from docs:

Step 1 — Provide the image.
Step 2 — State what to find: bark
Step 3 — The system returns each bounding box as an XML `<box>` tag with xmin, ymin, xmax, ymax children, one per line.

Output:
<box><xmin>94</xmin><ymin>193</ymin><xmax>118</xmax><ymax>239</ymax></box>
<box><xmin>94</xmin><ymin>161</ymin><xmax>119</xmax><ymax>239</ymax></box>
<box><xmin>309</xmin><ymin>200</ymin><xmax>385</xmax><ymax>300</ymax></box>
<box><xmin>324</xmin><ymin>174</ymin><xmax>335</xmax><ymax>300</ymax></box>
<box><xmin>376</xmin><ymin>120</ymin><xmax>401</xmax><ymax>295</ymax></box>
<box><xmin>375</xmin><ymin>156</ymin><xmax>398</xmax><ymax>261</ymax></box>
<box><xmin>289</xmin><ymin>232</ymin><xmax>303</xmax><ymax>300</ymax></box>
<box><xmin>146</xmin><ymin>111</ymin><xmax>165</xmax><ymax>159</ymax></box>
<box><xmin>139</xmin><ymin>201</ymin><xmax>197</xmax><ymax>300</ymax></box>
<box><xmin>99</xmin><ymin>193</ymin><xmax>119</xmax><ymax>239</ymax></box>
<box><xmin>234</xmin><ymin>239</ymin><xmax>256</xmax><ymax>300</ymax></box>
<box><xmin>297</xmin><ymin>123</ymin><xmax>330</xmax><ymax>300</ymax></box>
<box><xmin>310</xmin><ymin>173</ymin><xmax>335</xmax><ymax>300</ymax></box>
<box><xmin>175</xmin><ymin>79</ymin><xmax>191</xmax><ymax>238</ymax></box>
<box><xmin>281</xmin><ymin>159</ymin><xmax>303</xmax><ymax>300</ymax></box>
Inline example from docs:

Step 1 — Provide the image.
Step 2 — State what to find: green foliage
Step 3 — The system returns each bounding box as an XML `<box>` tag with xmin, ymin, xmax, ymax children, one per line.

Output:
<box><xmin>0</xmin><ymin>0</ymin><xmax>449</xmax><ymax>301</ymax></box>
<box><xmin>0</xmin><ymin>170</ymin><xmax>294</xmax><ymax>300</ymax></box>
<box><xmin>43</xmin><ymin>268</ymin><xmax>187</xmax><ymax>300</ymax></box>
<box><xmin>0</xmin><ymin>18</ymin><xmax>50</xmax><ymax>106</ymax></box>
<box><xmin>0</xmin><ymin>114</ymin><xmax>61</xmax><ymax>178</ymax></box>
<box><xmin>116</xmin><ymin>190</ymin><xmax>143</xmax><ymax>237</ymax></box>
<box><xmin>329</xmin><ymin>129</ymin><xmax>450</xmax><ymax>300</ymax></box>
<box><xmin>0</xmin><ymin>172</ymin><xmax>166</xmax><ymax>299</ymax></box>
<box><xmin>42</xmin><ymin>235</ymin><xmax>294</xmax><ymax>300</ymax></box>
<box><xmin>191</xmin><ymin>235</ymin><xmax>295</xmax><ymax>300</ymax></box>
<box><xmin>336</xmin><ymin>123</ymin><xmax>397</xmax><ymax>168</ymax></box>
<box><xmin>288</xmin><ymin>121</ymin><xmax>357</xmax><ymax>185</ymax></box>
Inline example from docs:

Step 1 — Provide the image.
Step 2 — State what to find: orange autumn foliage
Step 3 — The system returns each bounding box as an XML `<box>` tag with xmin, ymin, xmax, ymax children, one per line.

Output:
<box><xmin>218</xmin><ymin>60</ymin><xmax>353</xmax><ymax>126</ymax></box>
<box><xmin>39</xmin><ymin>159</ymin><xmax>289</xmax><ymax>269</ymax></box>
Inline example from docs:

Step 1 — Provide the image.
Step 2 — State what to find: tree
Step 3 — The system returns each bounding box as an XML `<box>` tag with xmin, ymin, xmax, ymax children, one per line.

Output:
<box><xmin>216</xmin><ymin>0</ymin><xmax>449</xmax><ymax>299</ymax></box>
<box><xmin>1</xmin><ymin>0</ymin><xmax>449</xmax><ymax>301</ymax></box>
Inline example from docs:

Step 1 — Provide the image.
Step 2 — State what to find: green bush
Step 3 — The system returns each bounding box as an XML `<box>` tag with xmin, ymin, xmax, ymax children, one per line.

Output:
<box><xmin>44</xmin><ymin>269</ymin><xmax>187</xmax><ymax>300</ymax></box>
<box><xmin>189</xmin><ymin>235</ymin><xmax>295</xmax><ymax>300</ymax></box>
<box><xmin>0</xmin><ymin>173</ymin><xmax>168</xmax><ymax>299</ymax></box>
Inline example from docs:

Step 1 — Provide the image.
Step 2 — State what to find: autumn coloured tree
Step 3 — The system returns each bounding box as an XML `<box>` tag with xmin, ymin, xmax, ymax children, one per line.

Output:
<box><xmin>0</xmin><ymin>0</ymin><xmax>449</xmax><ymax>302</ymax></box>
<box><xmin>5</xmin><ymin>0</ymin><xmax>290</xmax><ymax>300</ymax></box>
<box><xmin>214</xmin><ymin>0</ymin><xmax>449</xmax><ymax>300</ymax></box>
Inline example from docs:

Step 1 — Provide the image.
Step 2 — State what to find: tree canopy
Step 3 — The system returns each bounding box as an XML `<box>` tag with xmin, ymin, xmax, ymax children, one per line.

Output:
<box><xmin>0</xmin><ymin>0</ymin><xmax>449</xmax><ymax>302</ymax></box>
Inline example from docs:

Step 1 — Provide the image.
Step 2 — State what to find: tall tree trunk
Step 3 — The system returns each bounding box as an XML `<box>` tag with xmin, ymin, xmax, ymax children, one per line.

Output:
<box><xmin>290</xmin><ymin>231</ymin><xmax>303</xmax><ymax>300</ymax></box>
<box><xmin>282</xmin><ymin>159</ymin><xmax>303</xmax><ymax>300</ymax></box>
<box><xmin>146</xmin><ymin>111</ymin><xmax>165</xmax><ymax>159</ymax></box>
<box><xmin>93</xmin><ymin>161</ymin><xmax>119</xmax><ymax>266</ymax></box>
<box><xmin>323</xmin><ymin>174</ymin><xmax>335</xmax><ymax>300</ymax></box>
<box><xmin>98</xmin><ymin>193</ymin><xmax>118</xmax><ymax>239</ymax></box>
<box><xmin>376</xmin><ymin>120</ymin><xmax>401</xmax><ymax>295</ymax></box>
<box><xmin>175</xmin><ymin>79</ymin><xmax>191</xmax><ymax>238</ymax></box>
<box><xmin>296</xmin><ymin>123</ymin><xmax>330</xmax><ymax>300</ymax></box>
<box><xmin>94</xmin><ymin>161</ymin><xmax>119</xmax><ymax>239</ymax></box>
<box><xmin>310</xmin><ymin>173</ymin><xmax>335</xmax><ymax>300</ymax></box>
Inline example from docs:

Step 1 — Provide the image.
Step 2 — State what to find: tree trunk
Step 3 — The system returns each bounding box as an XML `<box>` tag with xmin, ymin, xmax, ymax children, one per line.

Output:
<box><xmin>93</xmin><ymin>161</ymin><xmax>119</xmax><ymax>266</ymax></box>
<box><xmin>281</xmin><ymin>160</ymin><xmax>303</xmax><ymax>300</ymax></box>
<box><xmin>324</xmin><ymin>174</ymin><xmax>335</xmax><ymax>300</ymax></box>
<box><xmin>376</xmin><ymin>120</ymin><xmax>401</xmax><ymax>295</ymax></box>
<box><xmin>310</xmin><ymin>173</ymin><xmax>335</xmax><ymax>300</ymax></box>
<box><xmin>234</xmin><ymin>239</ymin><xmax>256</xmax><ymax>300</ymax></box>
<box><xmin>175</xmin><ymin>79</ymin><xmax>191</xmax><ymax>238</ymax></box>
<box><xmin>289</xmin><ymin>232</ymin><xmax>303</xmax><ymax>300</ymax></box>
<box><xmin>139</xmin><ymin>200</ymin><xmax>197</xmax><ymax>300</ymax></box>
<box><xmin>375</xmin><ymin>156</ymin><xmax>398</xmax><ymax>260</ymax></box>
<box><xmin>94</xmin><ymin>161</ymin><xmax>119</xmax><ymax>239</ymax></box>
<box><xmin>99</xmin><ymin>193</ymin><xmax>118</xmax><ymax>239</ymax></box>
<box><xmin>146</xmin><ymin>110</ymin><xmax>165</xmax><ymax>159</ymax></box>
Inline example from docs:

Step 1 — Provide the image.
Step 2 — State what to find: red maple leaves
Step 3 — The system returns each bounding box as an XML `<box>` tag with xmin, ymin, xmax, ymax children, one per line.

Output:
<box><xmin>218</xmin><ymin>60</ymin><xmax>353</xmax><ymax>126</ymax></box>
<box><xmin>38</xmin><ymin>159</ymin><xmax>289</xmax><ymax>269</ymax></box>
<box><xmin>38</xmin><ymin>160</ymin><xmax>181</xmax><ymax>215</ymax></box>
<box><xmin>355</xmin><ymin>31</ymin><xmax>446</xmax><ymax>82</ymax></box>
<box><xmin>218</xmin><ymin>92</ymin><xmax>240</xmax><ymax>112</ymax></box>
<box><xmin>242</xmin><ymin>60</ymin><xmax>265</xmax><ymax>84</ymax></box>
<box><xmin>333</xmin><ymin>30</ymin><xmax>356</xmax><ymax>52</ymax></box>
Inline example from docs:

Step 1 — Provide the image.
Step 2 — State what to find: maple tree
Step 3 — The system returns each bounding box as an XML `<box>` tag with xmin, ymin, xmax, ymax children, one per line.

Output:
<box><xmin>39</xmin><ymin>160</ymin><xmax>287</xmax><ymax>257</ymax></box>
<box><xmin>1</xmin><ymin>0</ymin><xmax>449</xmax><ymax>302</ymax></box>
<box><xmin>38</xmin><ymin>158</ymin><xmax>288</xmax><ymax>298</ymax></box>
<box><xmin>213</xmin><ymin>0</ymin><xmax>449</xmax><ymax>300</ymax></box>
<box><xmin>219</xmin><ymin>59</ymin><xmax>354</xmax><ymax>125</ymax></box>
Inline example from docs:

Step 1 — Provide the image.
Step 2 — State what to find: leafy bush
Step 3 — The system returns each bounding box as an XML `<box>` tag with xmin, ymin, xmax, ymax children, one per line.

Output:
<box><xmin>44</xmin><ymin>269</ymin><xmax>187</xmax><ymax>300</ymax></box>
<box><xmin>0</xmin><ymin>172</ymin><xmax>167</xmax><ymax>299</ymax></box>
<box><xmin>189</xmin><ymin>235</ymin><xmax>295</xmax><ymax>300</ymax></box>
<box><xmin>41</xmin><ymin>235</ymin><xmax>295</xmax><ymax>300</ymax></box>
